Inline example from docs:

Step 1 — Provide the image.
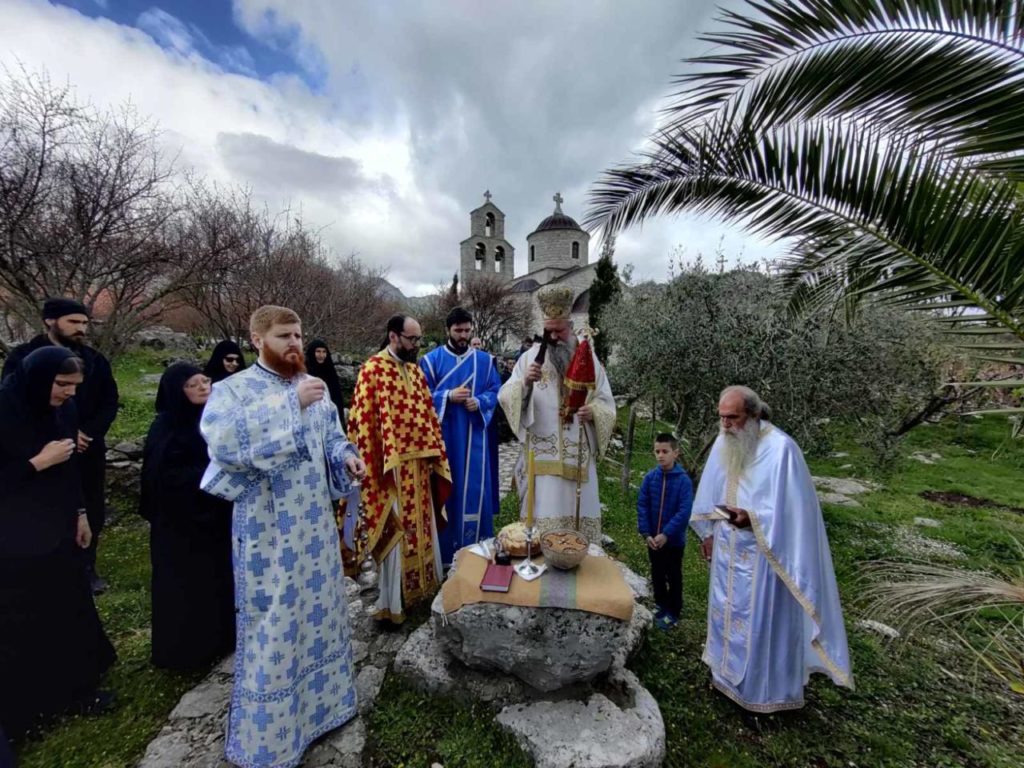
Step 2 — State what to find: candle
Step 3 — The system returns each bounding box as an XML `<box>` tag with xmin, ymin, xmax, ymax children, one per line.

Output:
<box><xmin>526</xmin><ymin>449</ymin><xmax>535</xmax><ymax>528</ymax></box>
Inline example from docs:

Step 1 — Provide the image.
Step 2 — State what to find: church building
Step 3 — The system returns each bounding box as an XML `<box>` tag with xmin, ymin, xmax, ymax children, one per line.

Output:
<box><xmin>459</xmin><ymin>191</ymin><xmax>598</xmax><ymax>331</ymax></box>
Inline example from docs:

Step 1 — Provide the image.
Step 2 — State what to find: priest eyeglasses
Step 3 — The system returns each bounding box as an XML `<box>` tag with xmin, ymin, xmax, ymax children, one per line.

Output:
<box><xmin>399</xmin><ymin>334</ymin><xmax>423</xmax><ymax>346</ymax></box>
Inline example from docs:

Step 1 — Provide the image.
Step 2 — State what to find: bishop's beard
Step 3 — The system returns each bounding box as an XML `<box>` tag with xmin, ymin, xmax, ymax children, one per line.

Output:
<box><xmin>721</xmin><ymin>418</ymin><xmax>761</xmax><ymax>478</ymax></box>
<box><xmin>263</xmin><ymin>346</ymin><xmax>306</xmax><ymax>379</ymax></box>
<box><xmin>548</xmin><ymin>334</ymin><xmax>577</xmax><ymax>378</ymax></box>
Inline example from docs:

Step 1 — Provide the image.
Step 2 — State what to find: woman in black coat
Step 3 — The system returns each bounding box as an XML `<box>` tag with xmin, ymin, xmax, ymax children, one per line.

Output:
<box><xmin>141</xmin><ymin>363</ymin><xmax>235</xmax><ymax>671</ymax></box>
<box><xmin>0</xmin><ymin>347</ymin><xmax>115</xmax><ymax>740</ymax></box>
<box><xmin>203</xmin><ymin>340</ymin><xmax>246</xmax><ymax>383</ymax></box>
<box><xmin>304</xmin><ymin>339</ymin><xmax>345</xmax><ymax>413</ymax></box>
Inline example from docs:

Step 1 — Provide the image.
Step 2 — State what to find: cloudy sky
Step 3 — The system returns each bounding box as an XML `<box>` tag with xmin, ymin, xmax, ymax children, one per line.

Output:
<box><xmin>0</xmin><ymin>0</ymin><xmax>780</xmax><ymax>296</ymax></box>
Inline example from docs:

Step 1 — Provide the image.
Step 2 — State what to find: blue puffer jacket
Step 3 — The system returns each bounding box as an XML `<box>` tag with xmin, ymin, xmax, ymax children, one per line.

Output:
<box><xmin>637</xmin><ymin>464</ymin><xmax>693</xmax><ymax>548</ymax></box>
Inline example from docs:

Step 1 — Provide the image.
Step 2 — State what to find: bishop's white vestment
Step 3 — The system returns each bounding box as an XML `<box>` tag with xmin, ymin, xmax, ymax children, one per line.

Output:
<box><xmin>691</xmin><ymin>424</ymin><xmax>853</xmax><ymax>712</ymax></box>
<box><xmin>498</xmin><ymin>338</ymin><xmax>615</xmax><ymax>541</ymax></box>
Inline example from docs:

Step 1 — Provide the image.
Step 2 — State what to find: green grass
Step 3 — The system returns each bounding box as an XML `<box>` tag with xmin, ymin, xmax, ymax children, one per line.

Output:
<box><xmin>105</xmin><ymin>348</ymin><xmax>171</xmax><ymax>444</ymax></box>
<box><xmin>14</xmin><ymin>357</ymin><xmax>1024</xmax><ymax>767</ymax></box>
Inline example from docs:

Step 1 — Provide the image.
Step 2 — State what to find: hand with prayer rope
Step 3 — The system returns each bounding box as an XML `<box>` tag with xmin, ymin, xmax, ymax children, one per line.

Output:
<box><xmin>76</xmin><ymin>430</ymin><xmax>93</xmax><ymax>453</ymax></box>
<box><xmin>297</xmin><ymin>377</ymin><xmax>326</xmax><ymax>409</ymax></box>
<box><xmin>450</xmin><ymin>386</ymin><xmax>471</xmax><ymax>403</ymax></box>
<box><xmin>465</xmin><ymin>396</ymin><xmax>479</xmax><ymax>412</ymax></box>
<box><xmin>577</xmin><ymin>404</ymin><xmax>594</xmax><ymax>423</ymax></box>
<box><xmin>76</xmin><ymin>514</ymin><xmax>92</xmax><ymax>549</ymax></box>
<box><xmin>30</xmin><ymin>439</ymin><xmax>75</xmax><ymax>471</ymax></box>
<box><xmin>344</xmin><ymin>455</ymin><xmax>367</xmax><ymax>481</ymax></box>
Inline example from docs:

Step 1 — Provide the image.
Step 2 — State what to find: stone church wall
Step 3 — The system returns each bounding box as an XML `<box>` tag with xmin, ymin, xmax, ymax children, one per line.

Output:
<box><xmin>526</xmin><ymin>229</ymin><xmax>590</xmax><ymax>273</ymax></box>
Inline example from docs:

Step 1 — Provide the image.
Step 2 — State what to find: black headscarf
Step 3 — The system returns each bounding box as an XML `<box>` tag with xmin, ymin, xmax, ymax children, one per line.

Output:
<box><xmin>0</xmin><ymin>346</ymin><xmax>80</xmax><ymax>438</ymax></box>
<box><xmin>304</xmin><ymin>339</ymin><xmax>345</xmax><ymax>411</ymax></box>
<box><xmin>203</xmin><ymin>340</ymin><xmax>246</xmax><ymax>383</ymax></box>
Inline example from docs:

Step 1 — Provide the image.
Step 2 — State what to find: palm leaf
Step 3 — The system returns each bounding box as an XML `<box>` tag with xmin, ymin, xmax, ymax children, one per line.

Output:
<box><xmin>588</xmin><ymin>117</ymin><xmax>1024</xmax><ymax>340</ymax></box>
<box><xmin>673</xmin><ymin>0</ymin><xmax>1024</xmax><ymax>152</ymax></box>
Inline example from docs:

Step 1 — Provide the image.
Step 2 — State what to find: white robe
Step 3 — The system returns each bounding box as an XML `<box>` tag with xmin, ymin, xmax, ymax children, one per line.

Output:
<box><xmin>200</xmin><ymin>364</ymin><xmax>359</xmax><ymax>768</ymax></box>
<box><xmin>498</xmin><ymin>338</ymin><xmax>616</xmax><ymax>541</ymax></box>
<box><xmin>691</xmin><ymin>424</ymin><xmax>853</xmax><ymax>712</ymax></box>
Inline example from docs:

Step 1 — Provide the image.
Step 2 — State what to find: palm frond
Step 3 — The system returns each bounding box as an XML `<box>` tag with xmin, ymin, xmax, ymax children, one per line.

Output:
<box><xmin>674</xmin><ymin>0</ymin><xmax>1024</xmax><ymax>145</ymax></box>
<box><xmin>861</xmin><ymin>558</ymin><xmax>1024</xmax><ymax>629</ymax></box>
<box><xmin>588</xmin><ymin>117</ymin><xmax>1024</xmax><ymax>340</ymax></box>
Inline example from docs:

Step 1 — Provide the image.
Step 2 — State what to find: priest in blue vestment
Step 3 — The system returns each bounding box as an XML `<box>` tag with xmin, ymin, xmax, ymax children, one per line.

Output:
<box><xmin>691</xmin><ymin>386</ymin><xmax>853</xmax><ymax>713</ymax></box>
<box><xmin>419</xmin><ymin>307</ymin><xmax>503</xmax><ymax>567</ymax></box>
<box><xmin>201</xmin><ymin>305</ymin><xmax>367</xmax><ymax>768</ymax></box>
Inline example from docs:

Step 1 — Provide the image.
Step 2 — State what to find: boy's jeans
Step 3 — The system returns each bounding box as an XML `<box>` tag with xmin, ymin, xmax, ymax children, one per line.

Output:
<box><xmin>648</xmin><ymin>544</ymin><xmax>684</xmax><ymax>617</ymax></box>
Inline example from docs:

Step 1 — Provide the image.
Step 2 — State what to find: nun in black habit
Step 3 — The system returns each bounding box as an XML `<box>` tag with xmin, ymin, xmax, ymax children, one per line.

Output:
<box><xmin>141</xmin><ymin>363</ymin><xmax>235</xmax><ymax>670</ymax></box>
<box><xmin>203</xmin><ymin>339</ymin><xmax>246</xmax><ymax>383</ymax></box>
<box><xmin>304</xmin><ymin>339</ymin><xmax>345</xmax><ymax>413</ymax></box>
<box><xmin>0</xmin><ymin>347</ymin><xmax>115</xmax><ymax>740</ymax></box>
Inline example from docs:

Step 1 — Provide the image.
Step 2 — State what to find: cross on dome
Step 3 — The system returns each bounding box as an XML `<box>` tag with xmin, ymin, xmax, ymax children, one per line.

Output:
<box><xmin>553</xmin><ymin>192</ymin><xmax>564</xmax><ymax>213</ymax></box>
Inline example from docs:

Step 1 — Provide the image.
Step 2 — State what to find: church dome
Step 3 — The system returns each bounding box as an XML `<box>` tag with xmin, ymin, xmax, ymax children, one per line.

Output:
<box><xmin>532</xmin><ymin>211</ymin><xmax>583</xmax><ymax>234</ymax></box>
<box><xmin>529</xmin><ymin>192</ymin><xmax>584</xmax><ymax>235</ymax></box>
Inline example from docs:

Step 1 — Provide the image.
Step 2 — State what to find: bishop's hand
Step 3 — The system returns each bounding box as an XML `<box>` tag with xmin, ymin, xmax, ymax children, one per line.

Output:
<box><xmin>525</xmin><ymin>362</ymin><xmax>542</xmax><ymax>383</ymax></box>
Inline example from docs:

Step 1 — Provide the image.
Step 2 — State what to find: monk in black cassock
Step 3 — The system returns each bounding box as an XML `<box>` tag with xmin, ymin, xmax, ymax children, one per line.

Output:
<box><xmin>203</xmin><ymin>339</ymin><xmax>247</xmax><ymax>384</ymax></box>
<box><xmin>141</xmin><ymin>363</ymin><xmax>235</xmax><ymax>671</ymax></box>
<box><xmin>2</xmin><ymin>299</ymin><xmax>119</xmax><ymax>596</ymax></box>
<box><xmin>304</xmin><ymin>338</ymin><xmax>345</xmax><ymax>412</ymax></box>
<box><xmin>0</xmin><ymin>347</ymin><xmax>115</xmax><ymax>741</ymax></box>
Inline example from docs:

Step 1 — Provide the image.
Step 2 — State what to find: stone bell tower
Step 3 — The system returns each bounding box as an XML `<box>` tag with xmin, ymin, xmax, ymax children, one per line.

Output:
<box><xmin>459</xmin><ymin>190</ymin><xmax>515</xmax><ymax>283</ymax></box>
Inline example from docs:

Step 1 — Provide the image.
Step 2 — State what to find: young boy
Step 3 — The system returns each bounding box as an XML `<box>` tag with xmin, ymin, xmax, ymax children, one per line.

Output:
<box><xmin>637</xmin><ymin>433</ymin><xmax>693</xmax><ymax>630</ymax></box>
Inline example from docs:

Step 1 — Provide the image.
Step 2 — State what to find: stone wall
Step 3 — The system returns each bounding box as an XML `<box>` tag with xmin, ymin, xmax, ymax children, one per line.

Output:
<box><xmin>526</xmin><ymin>228</ymin><xmax>590</xmax><ymax>272</ymax></box>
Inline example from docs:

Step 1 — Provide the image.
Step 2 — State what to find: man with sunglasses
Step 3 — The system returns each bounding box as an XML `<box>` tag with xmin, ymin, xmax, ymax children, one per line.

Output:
<box><xmin>347</xmin><ymin>315</ymin><xmax>451</xmax><ymax>623</ymax></box>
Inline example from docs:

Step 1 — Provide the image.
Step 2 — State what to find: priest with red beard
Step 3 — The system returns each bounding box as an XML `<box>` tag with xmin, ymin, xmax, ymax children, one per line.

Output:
<box><xmin>199</xmin><ymin>305</ymin><xmax>367</xmax><ymax>768</ymax></box>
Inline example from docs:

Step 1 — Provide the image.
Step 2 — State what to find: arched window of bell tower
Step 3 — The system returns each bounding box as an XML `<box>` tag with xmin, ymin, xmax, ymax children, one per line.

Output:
<box><xmin>485</xmin><ymin>212</ymin><xmax>495</xmax><ymax>237</ymax></box>
<box><xmin>475</xmin><ymin>242</ymin><xmax>485</xmax><ymax>271</ymax></box>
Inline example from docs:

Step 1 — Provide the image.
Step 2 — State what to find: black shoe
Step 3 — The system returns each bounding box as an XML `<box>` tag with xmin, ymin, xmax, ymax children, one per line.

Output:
<box><xmin>90</xmin><ymin>574</ymin><xmax>108</xmax><ymax>595</ymax></box>
<box><xmin>74</xmin><ymin>690</ymin><xmax>117</xmax><ymax>717</ymax></box>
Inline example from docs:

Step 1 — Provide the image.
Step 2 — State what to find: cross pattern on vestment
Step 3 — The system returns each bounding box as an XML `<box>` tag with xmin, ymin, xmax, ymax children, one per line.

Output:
<box><xmin>253</xmin><ymin>746</ymin><xmax>276</xmax><ymax>763</ymax></box>
<box><xmin>278</xmin><ymin>547</ymin><xmax>299</xmax><ymax>571</ymax></box>
<box><xmin>281</xmin><ymin>585</ymin><xmax>299</xmax><ymax>609</ymax></box>
<box><xmin>276</xmin><ymin>508</ymin><xmax>297</xmax><ymax>535</ymax></box>
<box><xmin>305</xmin><ymin>535</ymin><xmax>324</xmax><ymax>559</ymax></box>
<box><xmin>271</xmin><ymin>475</ymin><xmax>293</xmax><ymax>500</ymax></box>
<box><xmin>251</xmin><ymin>589</ymin><xmax>272</xmax><ymax>612</ymax></box>
<box><xmin>252</xmin><ymin>705</ymin><xmax>274</xmax><ymax>733</ymax></box>
<box><xmin>302</xmin><ymin>465</ymin><xmax>320</xmax><ymax>490</ymax></box>
<box><xmin>255</xmin><ymin>665</ymin><xmax>271</xmax><ymax>690</ymax></box>
<box><xmin>304</xmin><ymin>500</ymin><xmax>324</xmax><ymax>524</ymax></box>
<box><xmin>306</xmin><ymin>603</ymin><xmax>328</xmax><ymax>627</ymax></box>
<box><xmin>257</xmin><ymin>626</ymin><xmax>270</xmax><ymax>650</ymax></box>
<box><xmin>311</xmin><ymin>702</ymin><xmax>331</xmax><ymax>727</ymax></box>
<box><xmin>308</xmin><ymin>637</ymin><xmax>328</xmax><ymax>662</ymax></box>
<box><xmin>246</xmin><ymin>518</ymin><xmax>266</xmax><ymax>541</ymax></box>
<box><xmin>248</xmin><ymin>551</ymin><xmax>271</xmax><ymax>577</ymax></box>
<box><xmin>305</xmin><ymin>570</ymin><xmax>327</xmax><ymax>593</ymax></box>
<box><xmin>308</xmin><ymin>670</ymin><xmax>329</xmax><ymax>694</ymax></box>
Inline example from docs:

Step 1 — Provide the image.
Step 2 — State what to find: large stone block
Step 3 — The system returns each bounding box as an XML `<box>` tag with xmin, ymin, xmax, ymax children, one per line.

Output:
<box><xmin>430</xmin><ymin>584</ymin><xmax>650</xmax><ymax>692</ymax></box>
<box><xmin>496</xmin><ymin>668</ymin><xmax>665</xmax><ymax>768</ymax></box>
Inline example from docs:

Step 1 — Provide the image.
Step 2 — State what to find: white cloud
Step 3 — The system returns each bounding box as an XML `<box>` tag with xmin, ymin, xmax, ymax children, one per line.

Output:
<box><xmin>0</xmin><ymin>0</ymin><xmax>782</xmax><ymax>298</ymax></box>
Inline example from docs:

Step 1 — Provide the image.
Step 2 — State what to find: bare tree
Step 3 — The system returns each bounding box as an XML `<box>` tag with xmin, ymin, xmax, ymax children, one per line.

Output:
<box><xmin>459</xmin><ymin>275</ymin><xmax>532</xmax><ymax>351</ymax></box>
<box><xmin>0</xmin><ymin>68</ymin><xmax>204</xmax><ymax>353</ymax></box>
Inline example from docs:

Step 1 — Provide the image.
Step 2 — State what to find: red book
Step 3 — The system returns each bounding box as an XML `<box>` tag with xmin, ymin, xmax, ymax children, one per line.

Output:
<box><xmin>480</xmin><ymin>562</ymin><xmax>514</xmax><ymax>593</ymax></box>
